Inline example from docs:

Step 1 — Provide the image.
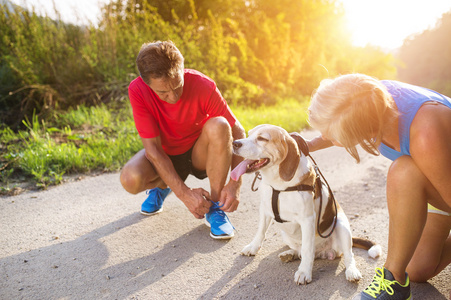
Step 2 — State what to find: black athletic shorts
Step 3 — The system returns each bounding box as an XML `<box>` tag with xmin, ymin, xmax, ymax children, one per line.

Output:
<box><xmin>168</xmin><ymin>147</ymin><xmax>207</xmax><ymax>181</ymax></box>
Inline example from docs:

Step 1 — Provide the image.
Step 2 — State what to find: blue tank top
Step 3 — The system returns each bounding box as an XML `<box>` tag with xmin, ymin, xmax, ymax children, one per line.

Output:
<box><xmin>378</xmin><ymin>80</ymin><xmax>451</xmax><ymax>161</ymax></box>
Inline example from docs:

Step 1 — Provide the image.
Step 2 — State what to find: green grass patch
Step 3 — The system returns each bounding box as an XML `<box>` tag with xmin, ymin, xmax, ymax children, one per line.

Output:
<box><xmin>0</xmin><ymin>104</ymin><xmax>142</xmax><ymax>191</ymax></box>
<box><xmin>232</xmin><ymin>97</ymin><xmax>311</xmax><ymax>133</ymax></box>
<box><xmin>0</xmin><ymin>99</ymin><xmax>311</xmax><ymax>192</ymax></box>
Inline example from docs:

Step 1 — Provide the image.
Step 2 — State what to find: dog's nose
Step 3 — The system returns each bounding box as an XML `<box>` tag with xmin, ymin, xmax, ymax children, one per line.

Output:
<box><xmin>233</xmin><ymin>141</ymin><xmax>242</xmax><ymax>150</ymax></box>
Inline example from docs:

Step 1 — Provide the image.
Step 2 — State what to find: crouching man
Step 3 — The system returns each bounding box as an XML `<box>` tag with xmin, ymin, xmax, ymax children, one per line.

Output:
<box><xmin>120</xmin><ymin>40</ymin><xmax>245</xmax><ymax>239</ymax></box>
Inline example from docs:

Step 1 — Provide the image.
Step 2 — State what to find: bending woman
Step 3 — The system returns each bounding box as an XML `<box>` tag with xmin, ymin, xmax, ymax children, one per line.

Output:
<box><xmin>307</xmin><ymin>74</ymin><xmax>451</xmax><ymax>300</ymax></box>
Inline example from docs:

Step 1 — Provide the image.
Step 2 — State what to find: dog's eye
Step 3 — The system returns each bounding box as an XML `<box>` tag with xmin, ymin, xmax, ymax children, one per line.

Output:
<box><xmin>257</xmin><ymin>136</ymin><xmax>269</xmax><ymax>142</ymax></box>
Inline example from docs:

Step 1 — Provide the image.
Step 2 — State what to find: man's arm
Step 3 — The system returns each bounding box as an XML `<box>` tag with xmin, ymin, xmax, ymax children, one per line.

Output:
<box><xmin>141</xmin><ymin>137</ymin><xmax>211</xmax><ymax>219</ymax></box>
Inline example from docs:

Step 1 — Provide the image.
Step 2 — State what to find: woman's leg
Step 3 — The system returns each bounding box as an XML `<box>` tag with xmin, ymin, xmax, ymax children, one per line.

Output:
<box><xmin>384</xmin><ymin>155</ymin><xmax>438</xmax><ymax>284</ymax></box>
<box><xmin>407</xmin><ymin>211</ymin><xmax>451</xmax><ymax>282</ymax></box>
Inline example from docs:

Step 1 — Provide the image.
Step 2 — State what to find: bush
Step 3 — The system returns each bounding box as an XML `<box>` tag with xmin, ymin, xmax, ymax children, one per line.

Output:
<box><xmin>0</xmin><ymin>1</ymin><xmax>397</xmax><ymax>127</ymax></box>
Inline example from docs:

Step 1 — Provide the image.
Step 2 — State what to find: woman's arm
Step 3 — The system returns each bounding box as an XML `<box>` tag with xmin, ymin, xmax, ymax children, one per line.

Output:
<box><xmin>307</xmin><ymin>135</ymin><xmax>334</xmax><ymax>152</ymax></box>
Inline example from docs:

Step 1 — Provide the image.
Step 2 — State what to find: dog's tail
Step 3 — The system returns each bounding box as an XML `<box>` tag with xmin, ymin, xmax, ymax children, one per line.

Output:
<box><xmin>352</xmin><ymin>237</ymin><xmax>382</xmax><ymax>259</ymax></box>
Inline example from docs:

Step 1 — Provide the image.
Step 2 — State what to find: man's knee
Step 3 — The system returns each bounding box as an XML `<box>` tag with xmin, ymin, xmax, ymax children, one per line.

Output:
<box><xmin>120</xmin><ymin>166</ymin><xmax>142</xmax><ymax>194</ymax></box>
<box><xmin>203</xmin><ymin>117</ymin><xmax>232</xmax><ymax>143</ymax></box>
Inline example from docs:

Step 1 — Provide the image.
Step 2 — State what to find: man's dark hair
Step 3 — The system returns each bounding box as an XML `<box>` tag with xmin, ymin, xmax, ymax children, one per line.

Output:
<box><xmin>136</xmin><ymin>40</ymin><xmax>184</xmax><ymax>84</ymax></box>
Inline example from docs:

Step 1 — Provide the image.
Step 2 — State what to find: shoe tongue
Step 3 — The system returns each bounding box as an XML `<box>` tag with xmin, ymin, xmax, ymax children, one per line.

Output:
<box><xmin>230</xmin><ymin>159</ymin><xmax>254</xmax><ymax>181</ymax></box>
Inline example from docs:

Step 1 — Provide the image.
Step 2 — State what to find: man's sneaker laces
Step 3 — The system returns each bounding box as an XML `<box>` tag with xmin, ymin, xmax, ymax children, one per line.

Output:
<box><xmin>140</xmin><ymin>187</ymin><xmax>171</xmax><ymax>215</ymax></box>
<box><xmin>205</xmin><ymin>201</ymin><xmax>235</xmax><ymax>239</ymax></box>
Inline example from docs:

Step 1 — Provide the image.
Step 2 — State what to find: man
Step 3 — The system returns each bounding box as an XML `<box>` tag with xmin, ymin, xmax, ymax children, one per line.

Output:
<box><xmin>120</xmin><ymin>40</ymin><xmax>245</xmax><ymax>239</ymax></box>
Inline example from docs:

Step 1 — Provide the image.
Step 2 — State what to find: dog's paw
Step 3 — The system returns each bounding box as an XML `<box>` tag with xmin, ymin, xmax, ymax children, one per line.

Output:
<box><xmin>294</xmin><ymin>269</ymin><xmax>312</xmax><ymax>285</ymax></box>
<box><xmin>240</xmin><ymin>243</ymin><xmax>260</xmax><ymax>256</ymax></box>
<box><xmin>278</xmin><ymin>249</ymin><xmax>298</xmax><ymax>262</ymax></box>
<box><xmin>345</xmin><ymin>266</ymin><xmax>362</xmax><ymax>282</ymax></box>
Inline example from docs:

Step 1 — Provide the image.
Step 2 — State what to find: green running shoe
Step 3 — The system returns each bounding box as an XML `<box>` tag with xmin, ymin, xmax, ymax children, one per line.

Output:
<box><xmin>353</xmin><ymin>267</ymin><xmax>411</xmax><ymax>300</ymax></box>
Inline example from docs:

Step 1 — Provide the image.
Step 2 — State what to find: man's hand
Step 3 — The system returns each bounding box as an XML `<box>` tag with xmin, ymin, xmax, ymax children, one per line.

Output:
<box><xmin>218</xmin><ymin>180</ymin><xmax>240</xmax><ymax>212</ymax></box>
<box><xmin>180</xmin><ymin>188</ymin><xmax>212</xmax><ymax>219</ymax></box>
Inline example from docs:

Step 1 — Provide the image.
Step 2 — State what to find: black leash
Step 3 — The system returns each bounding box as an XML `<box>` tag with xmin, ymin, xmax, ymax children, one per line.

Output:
<box><xmin>309</xmin><ymin>157</ymin><xmax>338</xmax><ymax>239</ymax></box>
<box><xmin>290</xmin><ymin>132</ymin><xmax>338</xmax><ymax>238</ymax></box>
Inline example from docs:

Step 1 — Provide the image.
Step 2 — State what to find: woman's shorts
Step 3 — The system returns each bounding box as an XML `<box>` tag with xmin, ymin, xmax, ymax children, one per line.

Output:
<box><xmin>428</xmin><ymin>203</ymin><xmax>451</xmax><ymax>217</ymax></box>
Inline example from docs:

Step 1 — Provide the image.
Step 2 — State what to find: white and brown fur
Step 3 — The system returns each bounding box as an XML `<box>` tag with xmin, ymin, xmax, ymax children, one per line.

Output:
<box><xmin>232</xmin><ymin>124</ymin><xmax>381</xmax><ymax>285</ymax></box>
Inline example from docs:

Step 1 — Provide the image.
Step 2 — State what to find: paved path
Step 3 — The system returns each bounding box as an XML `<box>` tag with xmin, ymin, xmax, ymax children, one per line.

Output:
<box><xmin>1</xmin><ymin>131</ymin><xmax>450</xmax><ymax>299</ymax></box>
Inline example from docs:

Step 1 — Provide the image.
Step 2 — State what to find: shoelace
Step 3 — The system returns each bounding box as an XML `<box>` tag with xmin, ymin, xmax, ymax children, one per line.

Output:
<box><xmin>208</xmin><ymin>201</ymin><xmax>235</xmax><ymax>230</ymax></box>
<box><xmin>209</xmin><ymin>202</ymin><xmax>227</xmax><ymax>220</ymax></box>
<box><xmin>145</xmin><ymin>189</ymin><xmax>164</xmax><ymax>206</ymax></box>
<box><xmin>364</xmin><ymin>268</ymin><xmax>395</xmax><ymax>298</ymax></box>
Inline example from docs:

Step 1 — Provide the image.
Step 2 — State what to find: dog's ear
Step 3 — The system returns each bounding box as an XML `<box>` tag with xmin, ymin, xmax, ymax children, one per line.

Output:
<box><xmin>289</xmin><ymin>132</ymin><xmax>309</xmax><ymax>156</ymax></box>
<box><xmin>279</xmin><ymin>135</ymin><xmax>300</xmax><ymax>181</ymax></box>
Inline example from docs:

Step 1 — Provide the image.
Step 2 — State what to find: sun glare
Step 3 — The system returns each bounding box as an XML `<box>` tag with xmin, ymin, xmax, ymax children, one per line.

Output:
<box><xmin>9</xmin><ymin>0</ymin><xmax>451</xmax><ymax>51</ymax></box>
<box><xmin>9</xmin><ymin>0</ymin><xmax>109</xmax><ymax>25</ymax></box>
<box><xmin>340</xmin><ymin>0</ymin><xmax>451</xmax><ymax>50</ymax></box>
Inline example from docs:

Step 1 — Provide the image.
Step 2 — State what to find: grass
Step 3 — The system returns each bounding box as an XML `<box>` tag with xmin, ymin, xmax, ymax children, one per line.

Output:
<box><xmin>0</xmin><ymin>98</ymin><xmax>311</xmax><ymax>194</ymax></box>
<box><xmin>232</xmin><ymin>97</ymin><xmax>311</xmax><ymax>133</ymax></box>
<box><xmin>0</xmin><ymin>104</ymin><xmax>142</xmax><ymax>193</ymax></box>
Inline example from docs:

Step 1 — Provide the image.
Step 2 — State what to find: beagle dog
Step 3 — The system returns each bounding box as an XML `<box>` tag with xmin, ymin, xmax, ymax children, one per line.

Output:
<box><xmin>231</xmin><ymin>124</ymin><xmax>381</xmax><ymax>285</ymax></box>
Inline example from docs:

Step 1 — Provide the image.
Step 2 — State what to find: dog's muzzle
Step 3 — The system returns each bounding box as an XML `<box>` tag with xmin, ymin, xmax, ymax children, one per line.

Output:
<box><xmin>232</xmin><ymin>140</ymin><xmax>242</xmax><ymax>152</ymax></box>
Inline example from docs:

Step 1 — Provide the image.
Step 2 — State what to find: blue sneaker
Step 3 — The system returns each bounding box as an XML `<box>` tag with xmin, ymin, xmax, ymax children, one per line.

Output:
<box><xmin>140</xmin><ymin>187</ymin><xmax>172</xmax><ymax>216</ymax></box>
<box><xmin>205</xmin><ymin>202</ymin><xmax>235</xmax><ymax>239</ymax></box>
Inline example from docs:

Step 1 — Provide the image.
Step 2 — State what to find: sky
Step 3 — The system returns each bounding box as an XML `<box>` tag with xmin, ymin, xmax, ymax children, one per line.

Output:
<box><xmin>340</xmin><ymin>0</ymin><xmax>451</xmax><ymax>49</ymax></box>
<box><xmin>8</xmin><ymin>0</ymin><xmax>451</xmax><ymax>50</ymax></box>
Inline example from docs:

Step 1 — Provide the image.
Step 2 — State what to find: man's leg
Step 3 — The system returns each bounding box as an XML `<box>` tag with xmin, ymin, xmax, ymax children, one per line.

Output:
<box><xmin>120</xmin><ymin>149</ymin><xmax>165</xmax><ymax>194</ymax></box>
<box><xmin>121</xmin><ymin>149</ymin><xmax>172</xmax><ymax>215</ymax></box>
<box><xmin>191</xmin><ymin>117</ymin><xmax>235</xmax><ymax>239</ymax></box>
<box><xmin>191</xmin><ymin>117</ymin><xmax>233</xmax><ymax>202</ymax></box>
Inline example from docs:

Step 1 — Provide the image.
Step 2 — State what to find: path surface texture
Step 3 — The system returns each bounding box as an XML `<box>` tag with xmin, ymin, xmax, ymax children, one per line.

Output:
<box><xmin>1</xmin><ymin>130</ymin><xmax>450</xmax><ymax>300</ymax></box>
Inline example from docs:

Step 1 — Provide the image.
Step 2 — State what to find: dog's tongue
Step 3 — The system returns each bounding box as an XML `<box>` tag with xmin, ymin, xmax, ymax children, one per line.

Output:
<box><xmin>230</xmin><ymin>159</ymin><xmax>254</xmax><ymax>181</ymax></box>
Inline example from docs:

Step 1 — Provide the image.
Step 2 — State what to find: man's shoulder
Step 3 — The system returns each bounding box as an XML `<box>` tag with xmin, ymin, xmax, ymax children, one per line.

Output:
<box><xmin>129</xmin><ymin>76</ymin><xmax>146</xmax><ymax>91</ymax></box>
<box><xmin>184</xmin><ymin>69</ymin><xmax>216</xmax><ymax>89</ymax></box>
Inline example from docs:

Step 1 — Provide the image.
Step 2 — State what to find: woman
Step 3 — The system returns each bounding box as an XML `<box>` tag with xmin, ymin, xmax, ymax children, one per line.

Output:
<box><xmin>307</xmin><ymin>74</ymin><xmax>451</xmax><ymax>300</ymax></box>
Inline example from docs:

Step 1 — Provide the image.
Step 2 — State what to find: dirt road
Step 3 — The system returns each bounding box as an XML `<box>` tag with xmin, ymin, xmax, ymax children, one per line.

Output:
<box><xmin>1</xmin><ymin>130</ymin><xmax>449</xmax><ymax>300</ymax></box>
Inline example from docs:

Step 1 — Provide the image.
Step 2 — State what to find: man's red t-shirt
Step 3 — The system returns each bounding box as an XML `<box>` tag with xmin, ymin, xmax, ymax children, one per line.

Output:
<box><xmin>128</xmin><ymin>69</ymin><xmax>237</xmax><ymax>156</ymax></box>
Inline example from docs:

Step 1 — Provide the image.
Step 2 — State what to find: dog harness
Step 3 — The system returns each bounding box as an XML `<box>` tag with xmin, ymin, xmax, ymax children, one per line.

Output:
<box><xmin>271</xmin><ymin>182</ymin><xmax>316</xmax><ymax>223</ymax></box>
<box><xmin>252</xmin><ymin>133</ymin><xmax>338</xmax><ymax>238</ymax></box>
<box><xmin>270</xmin><ymin>166</ymin><xmax>337</xmax><ymax>238</ymax></box>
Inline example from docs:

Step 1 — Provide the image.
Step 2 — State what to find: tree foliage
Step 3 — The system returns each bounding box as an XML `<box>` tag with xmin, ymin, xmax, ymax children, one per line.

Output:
<box><xmin>398</xmin><ymin>11</ymin><xmax>451</xmax><ymax>96</ymax></box>
<box><xmin>0</xmin><ymin>0</ymin><xmax>396</xmax><ymax>126</ymax></box>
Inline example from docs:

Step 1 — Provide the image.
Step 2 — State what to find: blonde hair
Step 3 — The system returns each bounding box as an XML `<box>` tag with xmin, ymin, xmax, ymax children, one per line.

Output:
<box><xmin>308</xmin><ymin>74</ymin><xmax>398</xmax><ymax>162</ymax></box>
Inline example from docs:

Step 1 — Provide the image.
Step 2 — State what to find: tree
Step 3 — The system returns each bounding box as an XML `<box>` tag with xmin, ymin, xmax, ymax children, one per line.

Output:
<box><xmin>398</xmin><ymin>11</ymin><xmax>451</xmax><ymax>96</ymax></box>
